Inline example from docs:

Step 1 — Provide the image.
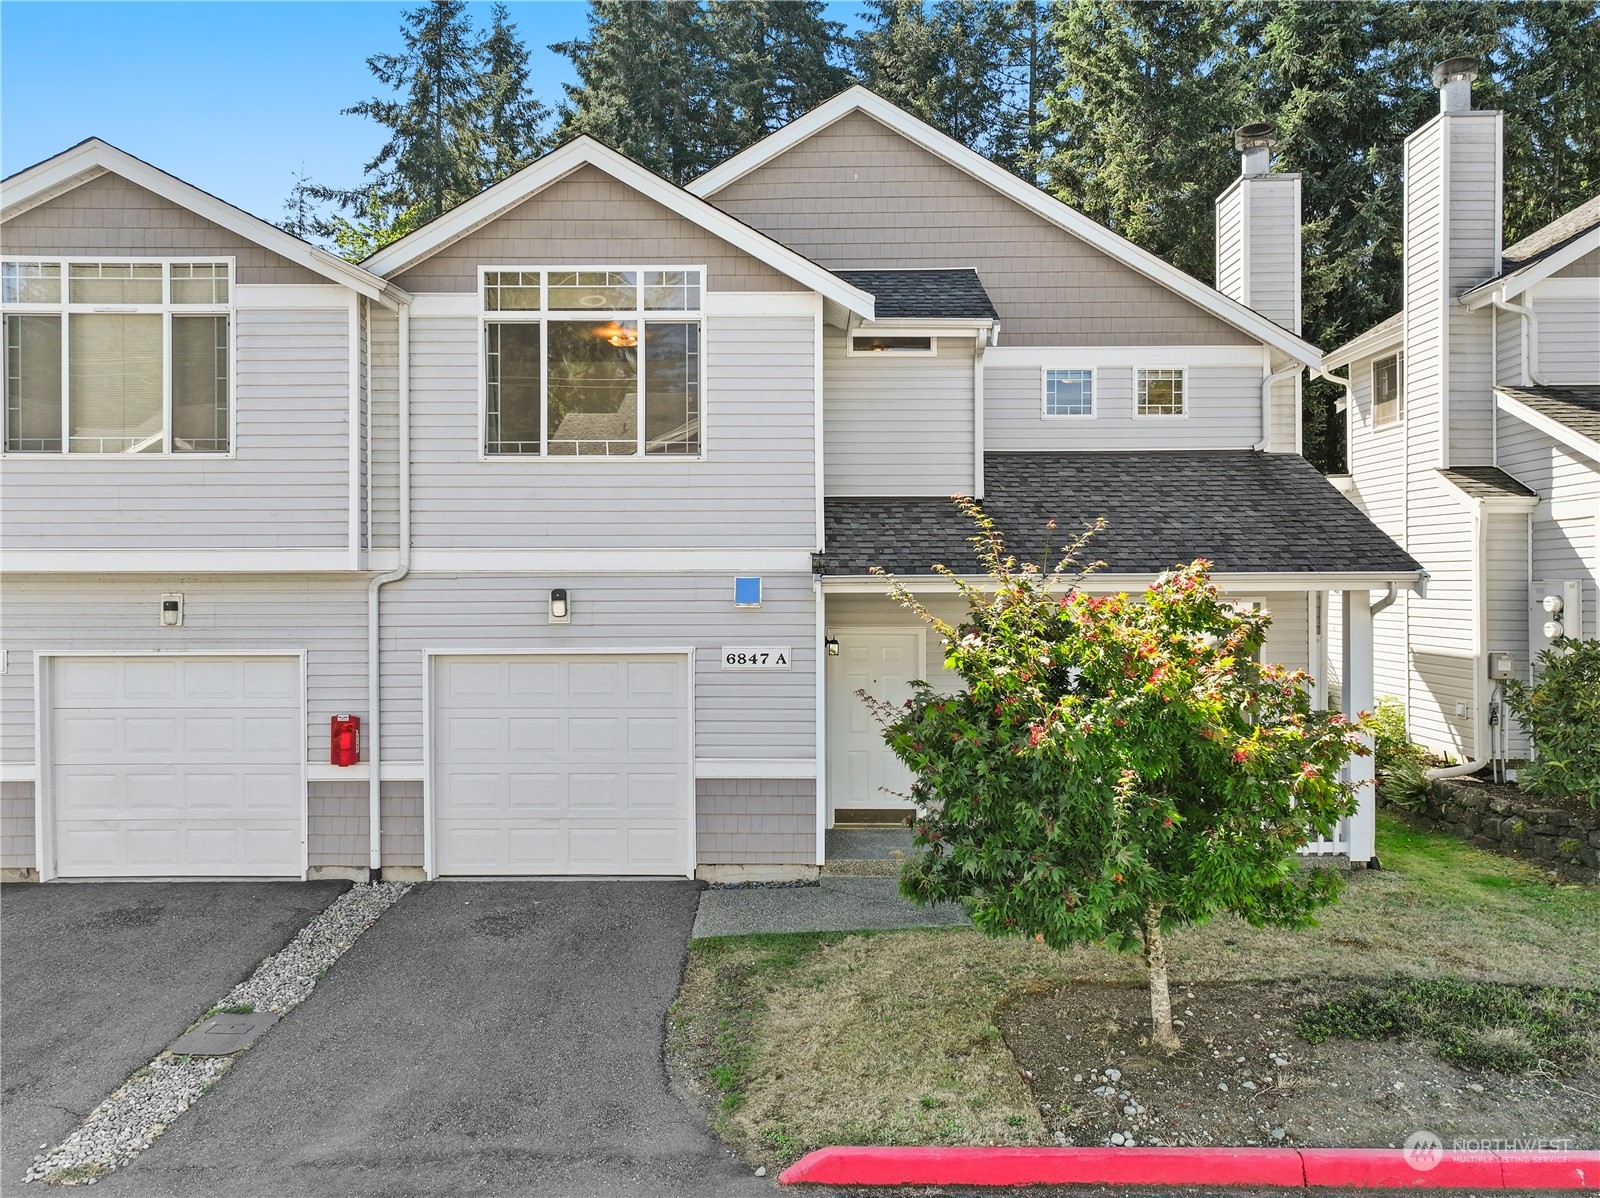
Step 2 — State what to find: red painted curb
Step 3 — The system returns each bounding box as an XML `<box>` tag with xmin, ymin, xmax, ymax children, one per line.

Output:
<box><xmin>778</xmin><ymin>1145</ymin><xmax>1304</xmax><ymax>1187</ymax></box>
<box><xmin>778</xmin><ymin>1145</ymin><xmax>1600</xmax><ymax>1188</ymax></box>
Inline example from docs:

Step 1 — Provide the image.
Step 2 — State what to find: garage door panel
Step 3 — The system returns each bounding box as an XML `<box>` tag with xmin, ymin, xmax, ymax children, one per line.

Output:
<box><xmin>447</xmin><ymin>716</ymin><xmax>502</xmax><ymax>755</ymax></box>
<box><xmin>434</xmin><ymin>654</ymin><xmax>688</xmax><ymax>876</ymax></box>
<box><xmin>50</xmin><ymin>657</ymin><xmax>302</xmax><ymax>878</ymax></box>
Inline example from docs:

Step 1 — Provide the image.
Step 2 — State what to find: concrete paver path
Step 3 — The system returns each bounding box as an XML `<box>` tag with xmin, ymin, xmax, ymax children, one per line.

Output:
<box><xmin>102</xmin><ymin>880</ymin><xmax>769</xmax><ymax>1198</ymax></box>
<box><xmin>1</xmin><ymin>881</ymin><xmax>348</xmax><ymax>1187</ymax></box>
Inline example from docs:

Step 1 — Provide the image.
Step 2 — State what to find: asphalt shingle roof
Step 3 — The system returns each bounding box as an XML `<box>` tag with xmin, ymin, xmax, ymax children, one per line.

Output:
<box><xmin>833</xmin><ymin>269</ymin><xmax>999</xmax><ymax>321</ymax></box>
<box><xmin>823</xmin><ymin>452</ymin><xmax>1422</xmax><ymax>578</ymax></box>
<box><xmin>1500</xmin><ymin>195</ymin><xmax>1600</xmax><ymax>271</ymax></box>
<box><xmin>1439</xmin><ymin>466</ymin><xmax>1538</xmax><ymax>499</ymax></box>
<box><xmin>1499</xmin><ymin>385</ymin><xmax>1600</xmax><ymax>446</ymax></box>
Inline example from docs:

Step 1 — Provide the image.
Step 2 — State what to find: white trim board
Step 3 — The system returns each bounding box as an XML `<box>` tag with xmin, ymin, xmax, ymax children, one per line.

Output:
<box><xmin>694</xmin><ymin>758</ymin><xmax>817</xmax><ymax>779</ymax></box>
<box><xmin>2</xmin><ymin>550</ymin><xmax>364</xmax><ymax>574</ymax></box>
<box><xmin>1462</xmin><ymin>223</ymin><xmax>1600</xmax><ymax>308</ymax></box>
<box><xmin>688</xmin><ymin>86</ymin><xmax>1322</xmax><ymax>368</ymax></box>
<box><xmin>2</xmin><ymin>139</ymin><xmax>409</xmax><ymax>309</ymax></box>
<box><xmin>360</xmin><ymin>138</ymin><xmax>874</xmax><ymax>322</ymax></box>
<box><xmin>1495</xmin><ymin>390</ymin><xmax>1600</xmax><ymax>465</ymax></box>
<box><xmin>822</xmin><ymin>571</ymin><xmax>1425</xmax><ymax>594</ymax></box>
<box><xmin>985</xmin><ymin>345</ymin><xmax>1266</xmax><ymax>368</ymax></box>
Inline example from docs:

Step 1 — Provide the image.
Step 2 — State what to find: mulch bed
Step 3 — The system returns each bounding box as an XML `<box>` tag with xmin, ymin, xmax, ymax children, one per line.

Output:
<box><xmin>999</xmin><ymin>981</ymin><xmax>1599</xmax><ymax>1153</ymax></box>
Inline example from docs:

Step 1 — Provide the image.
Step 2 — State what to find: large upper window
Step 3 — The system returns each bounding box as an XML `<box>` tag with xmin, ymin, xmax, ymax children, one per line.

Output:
<box><xmin>483</xmin><ymin>268</ymin><xmax>702</xmax><ymax>457</ymax></box>
<box><xmin>1372</xmin><ymin>352</ymin><xmax>1403</xmax><ymax>427</ymax></box>
<box><xmin>2</xmin><ymin>260</ymin><xmax>231</xmax><ymax>454</ymax></box>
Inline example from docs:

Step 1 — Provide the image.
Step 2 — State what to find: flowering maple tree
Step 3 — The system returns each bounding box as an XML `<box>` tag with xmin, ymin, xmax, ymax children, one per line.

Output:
<box><xmin>867</xmin><ymin>499</ymin><xmax>1369</xmax><ymax>1050</ymax></box>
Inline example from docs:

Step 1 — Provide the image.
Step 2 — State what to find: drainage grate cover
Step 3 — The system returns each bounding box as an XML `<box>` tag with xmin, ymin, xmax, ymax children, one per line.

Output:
<box><xmin>167</xmin><ymin>1011</ymin><xmax>281</xmax><ymax>1056</ymax></box>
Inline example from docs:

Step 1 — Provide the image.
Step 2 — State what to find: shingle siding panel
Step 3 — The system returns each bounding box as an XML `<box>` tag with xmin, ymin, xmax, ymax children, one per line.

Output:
<box><xmin>695</xmin><ymin>778</ymin><xmax>815</xmax><ymax>863</ymax></box>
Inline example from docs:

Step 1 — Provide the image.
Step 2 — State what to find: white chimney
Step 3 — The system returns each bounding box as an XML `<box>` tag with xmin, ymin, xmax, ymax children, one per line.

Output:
<box><xmin>1403</xmin><ymin>57</ymin><xmax>1501</xmax><ymax>466</ymax></box>
<box><xmin>1215</xmin><ymin>122</ymin><xmax>1302</xmax><ymax>453</ymax></box>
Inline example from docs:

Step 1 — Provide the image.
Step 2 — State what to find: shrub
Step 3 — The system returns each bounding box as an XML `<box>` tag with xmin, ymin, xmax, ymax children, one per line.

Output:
<box><xmin>1504</xmin><ymin>637</ymin><xmax>1600</xmax><ymax>810</ymax></box>
<box><xmin>870</xmin><ymin>500</ymin><xmax>1368</xmax><ymax>1051</ymax></box>
<box><xmin>1369</xmin><ymin>697</ymin><xmax>1432</xmax><ymax>811</ymax></box>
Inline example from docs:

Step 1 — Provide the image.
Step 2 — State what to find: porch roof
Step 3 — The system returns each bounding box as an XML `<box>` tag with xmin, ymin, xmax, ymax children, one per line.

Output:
<box><xmin>822</xmin><ymin>451</ymin><xmax>1423</xmax><ymax>581</ymax></box>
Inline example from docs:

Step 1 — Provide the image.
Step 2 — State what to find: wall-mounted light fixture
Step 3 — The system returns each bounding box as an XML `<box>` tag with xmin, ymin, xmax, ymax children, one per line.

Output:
<box><xmin>825</xmin><ymin>635</ymin><xmax>840</xmax><ymax>657</ymax></box>
<box><xmin>734</xmin><ymin>577</ymin><xmax>762</xmax><ymax>608</ymax></box>
<box><xmin>549</xmin><ymin>588</ymin><xmax>570</xmax><ymax>624</ymax></box>
<box><xmin>160</xmin><ymin>593</ymin><xmax>184</xmax><ymax>627</ymax></box>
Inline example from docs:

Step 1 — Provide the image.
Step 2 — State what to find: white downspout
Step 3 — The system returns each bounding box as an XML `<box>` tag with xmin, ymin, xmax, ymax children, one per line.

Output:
<box><xmin>1491</xmin><ymin>294</ymin><xmax>1546</xmax><ymax>385</ymax></box>
<box><xmin>1255</xmin><ymin>363</ymin><xmax>1300</xmax><ymax>451</ymax></box>
<box><xmin>367</xmin><ymin>301</ymin><xmax>412</xmax><ymax>874</ymax></box>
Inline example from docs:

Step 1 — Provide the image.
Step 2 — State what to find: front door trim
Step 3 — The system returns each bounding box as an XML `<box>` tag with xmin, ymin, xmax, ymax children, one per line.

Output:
<box><xmin>823</xmin><ymin>625</ymin><xmax>927</xmax><ymax>825</ymax></box>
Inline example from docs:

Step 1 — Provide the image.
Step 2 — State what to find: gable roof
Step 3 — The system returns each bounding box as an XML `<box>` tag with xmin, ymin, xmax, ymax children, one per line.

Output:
<box><xmin>1463</xmin><ymin>195</ymin><xmax>1600</xmax><ymax>307</ymax></box>
<box><xmin>1324</xmin><ymin>312</ymin><xmax>1403</xmax><ymax>369</ymax></box>
<box><xmin>690</xmin><ymin>87</ymin><xmax>1322</xmax><ymax>368</ymax></box>
<box><xmin>1438</xmin><ymin>466</ymin><xmax>1538</xmax><ymax>502</ymax></box>
<box><xmin>833</xmin><ymin>268</ymin><xmax>998</xmax><ymax>321</ymax></box>
<box><xmin>361</xmin><ymin>136</ymin><xmax>874</xmax><ymax>321</ymax></box>
<box><xmin>1497</xmin><ymin>386</ymin><xmax>1600</xmax><ymax>460</ymax></box>
<box><xmin>823</xmin><ymin>451</ymin><xmax>1422</xmax><ymax>582</ymax></box>
<box><xmin>1</xmin><ymin>138</ymin><xmax>408</xmax><ymax>308</ymax></box>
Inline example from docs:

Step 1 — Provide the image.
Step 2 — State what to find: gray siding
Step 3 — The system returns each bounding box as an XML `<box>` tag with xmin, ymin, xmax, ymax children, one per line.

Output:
<box><xmin>1498</xmin><ymin>411</ymin><xmax>1599</xmax><ymax>642</ymax></box>
<box><xmin>1</xmin><ymin>171</ymin><xmax>322</xmax><ymax>286</ymax></box>
<box><xmin>1239</xmin><ymin>179</ymin><xmax>1301</xmax><ymax>333</ymax></box>
<box><xmin>1483</xmin><ymin>507</ymin><xmax>1533</xmax><ymax>754</ymax></box>
<box><xmin>378</xmin><ymin>571</ymin><xmax>818</xmax><ymax>763</ymax></box>
<box><xmin>381</xmin><ymin>782</ymin><xmax>424</xmax><ymax>868</ymax></box>
<box><xmin>0</xmin><ymin>575</ymin><xmax>368</xmax><ymax>766</ymax></box>
<box><xmin>368</xmin><ymin>304</ymin><xmax>401</xmax><ymax>550</ymax></box>
<box><xmin>825</xmin><ymin>329</ymin><xmax>973</xmax><ymax>496</ymax></box>
<box><xmin>1214</xmin><ymin>184</ymin><xmax>1246</xmax><ymax>303</ymax></box>
<box><xmin>705</xmin><ymin>111</ymin><xmax>1255</xmax><ymax>347</ymax></box>
<box><xmin>391</xmin><ymin>164</ymin><xmax>800</xmax><ymax>294</ymax></box>
<box><xmin>984</xmin><ymin>360</ymin><xmax>1267</xmax><ymax>451</ymax></box>
<box><xmin>1534</xmin><ymin>296</ymin><xmax>1600</xmax><ymax>383</ymax></box>
<box><xmin>1</xmin><ymin>780</ymin><xmax>33</xmax><ymax>872</ymax></box>
<box><xmin>2</xmin><ymin>305</ymin><xmax>354</xmax><ymax>549</ymax></box>
<box><xmin>308</xmin><ymin>780</ymin><xmax>368</xmax><ymax>868</ymax></box>
<box><xmin>1554</xmin><ymin>246</ymin><xmax>1600</xmax><ymax>278</ymax></box>
<box><xmin>697</xmin><ymin>778</ymin><xmax>813</xmax><ymax>864</ymax></box>
<box><xmin>407</xmin><ymin>310</ymin><xmax>816</xmax><ymax>549</ymax></box>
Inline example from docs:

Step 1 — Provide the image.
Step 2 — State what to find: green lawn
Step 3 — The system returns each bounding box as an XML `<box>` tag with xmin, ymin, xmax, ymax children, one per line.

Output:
<box><xmin>668</xmin><ymin>813</ymin><xmax>1600</xmax><ymax>1169</ymax></box>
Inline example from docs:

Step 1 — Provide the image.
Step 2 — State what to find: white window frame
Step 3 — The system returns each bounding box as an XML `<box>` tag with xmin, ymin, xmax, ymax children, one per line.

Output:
<box><xmin>846</xmin><ymin>332</ymin><xmax>937</xmax><ymax>357</ymax></box>
<box><xmin>1371</xmin><ymin>351</ymin><xmax>1403</xmax><ymax>429</ymax></box>
<box><xmin>1041</xmin><ymin>366</ymin><xmax>1096</xmax><ymax>418</ymax></box>
<box><xmin>1</xmin><ymin>257</ymin><xmax>236</xmax><ymax>458</ymax></box>
<box><xmin>477</xmin><ymin>265</ymin><xmax>707</xmax><ymax>462</ymax></box>
<box><xmin>1135</xmin><ymin>366</ymin><xmax>1188</xmax><ymax>419</ymax></box>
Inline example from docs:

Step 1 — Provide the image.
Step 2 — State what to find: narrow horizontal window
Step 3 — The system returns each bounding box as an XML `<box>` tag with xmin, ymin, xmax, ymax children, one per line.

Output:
<box><xmin>1044</xmin><ymin>368</ymin><xmax>1093</xmax><ymax>416</ymax></box>
<box><xmin>1372</xmin><ymin>352</ymin><xmax>1403</xmax><ymax>427</ymax></box>
<box><xmin>548</xmin><ymin>270</ymin><xmax>636</xmax><ymax>311</ymax></box>
<box><xmin>2</xmin><ymin>259</ymin><xmax>232</xmax><ymax>454</ymax></box>
<box><xmin>1137</xmin><ymin>368</ymin><xmax>1185</xmax><ymax>416</ymax></box>
<box><xmin>484</xmin><ymin>270</ymin><xmax>540</xmax><ymax>311</ymax></box>
<box><xmin>851</xmin><ymin>334</ymin><xmax>933</xmax><ymax>355</ymax></box>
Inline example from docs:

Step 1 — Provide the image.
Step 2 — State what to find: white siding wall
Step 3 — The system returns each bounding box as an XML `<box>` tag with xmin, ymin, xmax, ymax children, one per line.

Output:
<box><xmin>984</xmin><ymin>356</ymin><xmax>1268</xmax><ymax>451</ymax></box>
<box><xmin>1</xmin><ymin>304</ymin><xmax>354</xmax><ymax>549</ymax></box>
<box><xmin>1214</xmin><ymin>184</ymin><xmax>1246</xmax><ymax>302</ymax></box>
<box><xmin>0</xmin><ymin>575</ymin><xmax>368</xmax><ymax>768</ymax></box>
<box><xmin>823</xmin><ymin>329</ymin><xmax>974</xmax><ymax>496</ymax></box>
<box><xmin>368</xmin><ymin>304</ymin><xmax>400</xmax><ymax>550</ymax></box>
<box><xmin>1534</xmin><ymin>296</ymin><xmax>1600</xmax><ymax>383</ymax></box>
<box><xmin>1493</xmin><ymin>305</ymin><xmax>1526</xmax><ymax>386</ymax></box>
<box><xmin>377</xmin><ymin>571</ymin><xmax>818</xmax><ymax>764</ymax></box>
<box><xmin>1239</xmin><ymin>179</ymin><xmax>1302</xmax><ymax>333</ymax></box>
<box><xmin>405</xmin><ymin>309</ymin><xmax>817</xmax><ymax>548</ymax></box>
<box><xmin>1483</xmin><ymin>506</ymin><xmax>1533</xmax><ymax>754</ymax></box>
<box><xmin>1498</xmin><ymin>411</ymin><xmax>1600</xmax><ymax>641</ymax></box>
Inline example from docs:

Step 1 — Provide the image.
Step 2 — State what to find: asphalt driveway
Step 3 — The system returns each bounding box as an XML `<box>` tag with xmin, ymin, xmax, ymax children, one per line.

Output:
<box><xmin>104</xmin><ymin>880</ymin><xmax>769</xmax><ymax>1198</ymax></box>
<box><xmin>0</xmin><ymin>881</ymin><xmax>348</xmax><ymax>1187</ymax></box>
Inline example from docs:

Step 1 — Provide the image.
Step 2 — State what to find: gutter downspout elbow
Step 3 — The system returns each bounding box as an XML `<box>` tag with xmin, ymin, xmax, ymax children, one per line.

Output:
<box><xmin>367</xmin><ymin>301</ymin><xmax>412</xmax><ymax>877</ymax></box>
<box><xmin>1255</xmin><ymin>364</ymin><xmax>1300</xmax><ymax>452</ymax></box>
<box><xmin>1491</xmin><ymin>294</ymin><xmax>1546</xmax><ymax>385</ymax></box>
<box><xmin>1369</xmin><ymin>581</ymin><xmax>1397</xmax><ymax>616</ymax></box>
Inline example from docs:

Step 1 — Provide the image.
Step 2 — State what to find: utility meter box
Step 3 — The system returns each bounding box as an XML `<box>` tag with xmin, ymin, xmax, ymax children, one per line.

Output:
<box><xmin>1487</xmin><ymin>651</ymin><xmax>1515</xmax><ymax>681</ymax></box>
<box><xmin>1529</xmin><ymin>580</ymin><xmax>1583</xmax><ymax>675</ymax></box>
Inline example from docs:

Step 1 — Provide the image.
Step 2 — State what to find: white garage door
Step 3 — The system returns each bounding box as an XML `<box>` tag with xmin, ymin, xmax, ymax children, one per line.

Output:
<box><xmin>49</xmin><ymin>656</ymin><xmax>303</xmax><ymax>879</ymax></box>
<box><xmin>433</xmin><ymin>654</ymin><xmax>690</xmax><ymax>876</ymax></box>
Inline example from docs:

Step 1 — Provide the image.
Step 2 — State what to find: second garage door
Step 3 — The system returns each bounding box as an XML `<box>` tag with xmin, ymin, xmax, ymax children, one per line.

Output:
<box><xmin>432</xmin><ymin>654</ymin><xmax>691</xmax><ymax>876</ymax></box>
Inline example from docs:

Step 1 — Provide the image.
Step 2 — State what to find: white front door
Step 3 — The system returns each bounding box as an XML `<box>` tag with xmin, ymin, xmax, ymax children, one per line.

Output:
<box><xmin>49</xmin><ymin>656</ymin><xmax>303</xmax><ymax>878</ymax></box>
<box><xmin>432</xmin><ymin>654</ymin><xmax>690</xmax><ymax>876</ymax></box>
<box><xmin>826</xmin><ymin>631</ymin><xmax>921</xmax><ymax>818</ymax></box>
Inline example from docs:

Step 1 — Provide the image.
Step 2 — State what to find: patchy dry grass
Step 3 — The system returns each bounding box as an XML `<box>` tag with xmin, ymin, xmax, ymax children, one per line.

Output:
<box><xmin>670</xmin><ymin>814</ymin><xmax>1600</xmax><ymax>1170</ymax></box>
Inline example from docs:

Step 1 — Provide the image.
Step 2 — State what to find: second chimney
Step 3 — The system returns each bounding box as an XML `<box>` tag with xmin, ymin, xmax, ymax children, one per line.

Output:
<box><xmin>1214</xmin><ymin>122</ymin><xmax>1302</xmax><ymax>335</ymax></box>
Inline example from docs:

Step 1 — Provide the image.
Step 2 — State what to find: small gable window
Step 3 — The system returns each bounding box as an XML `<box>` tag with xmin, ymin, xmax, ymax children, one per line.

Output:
<box><xmin>1043</xmin><ymin>368</ymin><xmax>1094</xmax><ymax>417</ymax></box>
<box><xmin>2</xmin><ymin>259</ymin><xmax>232</xmax><ymax>455</ymax></box>
<box><xmin>849</xmin><ymin>334</ymin><xmax>934</xmax><ymax>355</ymax></box>
<box><xmin>482</xmin><ymin>268</ymin><xmax>702</xmax><ymax>458</ymax></box>
<box><xmin>1373</xmin><ymin>352</ymin><xmax>1403</xmax><ymax>427</ymax></box>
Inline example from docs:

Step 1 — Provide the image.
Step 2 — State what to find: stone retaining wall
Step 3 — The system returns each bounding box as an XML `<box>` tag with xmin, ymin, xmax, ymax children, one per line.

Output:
<box><xmin>1385</xmin><ymin>780</ymin><xmax>1599</xmax><ymax>882</ymax></box>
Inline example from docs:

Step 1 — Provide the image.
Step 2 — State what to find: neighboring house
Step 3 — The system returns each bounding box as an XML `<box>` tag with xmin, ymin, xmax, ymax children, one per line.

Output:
<box><xmin>1325</xmin><ymin>59</ymin><xmax>1600</xmax><ymax>768</ymax></box>
<box><xmin>0</xmin><ymin>85</ymin><xmax>1419</xmax><ymax>884</ymax></box>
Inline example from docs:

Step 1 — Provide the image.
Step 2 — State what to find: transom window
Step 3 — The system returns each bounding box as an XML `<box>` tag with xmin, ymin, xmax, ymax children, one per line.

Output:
<box><xmin>1372</xmin><ymin>352</ymin><xmax>1403</xmax><ymax>427</ymax></box>
<box><xmin>1044</xmin><ymin>368</ymin><xmax>1094</xmax><ymax>417</ymax></box>
<box><xmin>849</xmin><ymin>334</ymin><xmax>934</xmax><ymax>355</ymax></box>
<box><xmin>2</xmin><ymin>259</ymin><xmax>231</xmax><ymax>454</ymax></box>
<box><xmin>482</xmin><ymin>268</ymin><xmax>702</xmax><ymax>457</ymax></box>
<box><xmin>1137</xmin><ymin>368</ymin><xmax>1186</xmax><ymax>417</ymax></box>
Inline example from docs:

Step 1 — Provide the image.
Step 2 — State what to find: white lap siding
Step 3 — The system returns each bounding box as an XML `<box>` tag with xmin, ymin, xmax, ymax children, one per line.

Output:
<box><xmin>1</xmin><ymin>306</ymin><xmax>354</xmax><ymax>550</ymax></box>
<box><xmin>1498</xmin><ymin>412</ymin><xmax>1600</xmax><ymax>641</ymax></box>
<box><xmin>405</xmin><ymin>309</ymin><xmax>816</xmax><ymax>549</ymax></box>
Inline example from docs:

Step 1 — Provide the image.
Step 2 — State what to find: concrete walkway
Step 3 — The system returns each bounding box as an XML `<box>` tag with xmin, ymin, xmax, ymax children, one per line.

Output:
<box><xmin>100</xmin><ymin>881</ymin><xmax>769</xmax><ymax>1198</ymax></box>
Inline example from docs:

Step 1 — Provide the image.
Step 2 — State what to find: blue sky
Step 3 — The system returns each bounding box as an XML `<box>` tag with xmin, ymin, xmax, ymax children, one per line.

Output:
<box><xmin>2</xmin><ymin>1</ymin><xmax>862</xmax><ymax>225</ymax></box>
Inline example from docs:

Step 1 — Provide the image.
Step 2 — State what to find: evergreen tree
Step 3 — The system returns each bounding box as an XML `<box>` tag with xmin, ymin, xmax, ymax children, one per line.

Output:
<box><xmin>703</xmin><ymin>1</ymin><xmax>852</xmax><ymax>149</ymax></box>
<box><xmin>477</xmin><ymin>3</ymin><xmax>553</xmax><ymax>188</ymax></box>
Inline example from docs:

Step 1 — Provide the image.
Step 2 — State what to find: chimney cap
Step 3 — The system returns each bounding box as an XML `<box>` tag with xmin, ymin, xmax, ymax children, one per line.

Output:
<box><xmin>1432</xmin><ymin>57</ymin><xmax>1478</xmax><ymax>88</ymax></box>
<box><xmin>1234</xmin><ymin>122</ymin><xmax>1277</xmax><ymax>151</ymax></box>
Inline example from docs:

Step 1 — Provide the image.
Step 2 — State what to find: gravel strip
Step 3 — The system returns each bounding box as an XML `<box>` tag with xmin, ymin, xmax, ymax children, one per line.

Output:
<box><xmin>25</xmin><ymin>882</ymin><xmax>411</xmax><ymax>1186</ymax></box>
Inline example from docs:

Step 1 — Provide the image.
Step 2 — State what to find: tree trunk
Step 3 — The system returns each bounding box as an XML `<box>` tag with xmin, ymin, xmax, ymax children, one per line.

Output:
<box><xmin>1141</xmin><ymin>905</ymin><xmax>1181</xmax><ymax>1052</ymax></box>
